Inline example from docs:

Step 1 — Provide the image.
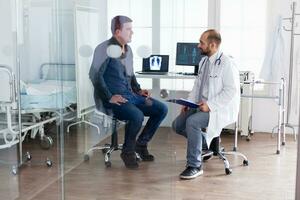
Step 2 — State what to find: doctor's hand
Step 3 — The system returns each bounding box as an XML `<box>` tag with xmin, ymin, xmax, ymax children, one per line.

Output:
<box><xmin>199</xmin><ymin>101</ymin><xmax>210</xmax><ymax>112</ymax></box>
<box><xmin>109</xmin><ymin>95</ymin><xmax>128</xmax><ymax>105</ymax></box>
<box><xmin>139</xmin><ymin>89</ymin><xmax>150</xmax><ymax>98</ymax></box>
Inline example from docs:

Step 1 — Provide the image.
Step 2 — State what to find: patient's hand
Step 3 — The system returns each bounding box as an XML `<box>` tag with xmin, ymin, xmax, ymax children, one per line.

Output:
<box><xmin>139</xmin><ymin>89</ymin><xmax>150</xmax><ymax>97</ymax></box>
<box><xmin>109</xmin><ymin>95</ymin><xmax>127</xmax><ymax>105</ymax></box>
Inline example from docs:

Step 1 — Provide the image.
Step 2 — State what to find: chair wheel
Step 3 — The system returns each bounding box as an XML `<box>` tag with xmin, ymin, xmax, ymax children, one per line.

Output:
<box><xmin>105</xmin><ymin>161</ymin><xmax>111</xmax><ymax>168</ymax></box>
<box><xmin>102</xmin><ymin>149</ymin><xmax>109</xmax><ymax>154</ymax></box>
<box><xmin>243</xmin><ymin>160</ymin><xmax>249</xmax><ymax>166</ymax></box>
<box><xmin>136</xmin><ymin>153</ymin><xmax>142</xmax><ymax>162</ymax></box>
<box><xmin>225</xmin><ymin>168</ymin><xmax>232</xmax><ymax>175</ymax></box>
<box><xmin>84</xmin><ymin>154</ymin><xmax>89</xmax><ymax>161</ymax></box>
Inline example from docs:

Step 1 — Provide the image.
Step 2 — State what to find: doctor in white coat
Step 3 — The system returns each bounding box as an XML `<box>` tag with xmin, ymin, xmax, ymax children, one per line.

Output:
<box><xmin>172</xmin><ymin>29</ymin><xmax>240</xmax><ymax>179</ymax></box>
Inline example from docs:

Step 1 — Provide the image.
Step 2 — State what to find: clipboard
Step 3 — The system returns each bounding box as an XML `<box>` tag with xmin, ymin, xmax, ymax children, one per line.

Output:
<box><xmin>166</xmin><ymin>98</ymin><xmax>199</xmax><ymax>108</ymax></box>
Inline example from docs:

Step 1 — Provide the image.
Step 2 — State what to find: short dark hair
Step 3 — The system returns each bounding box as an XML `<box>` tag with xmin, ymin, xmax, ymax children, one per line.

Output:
<box><xmin>111</xmin><ymin>15</ymin><xmax>133</xmax><ymax>34</ymax></box>
<box><xmin>203</xmin><ymin>29</ymin><xmax>222</xmax><ymax>46</ymax></box>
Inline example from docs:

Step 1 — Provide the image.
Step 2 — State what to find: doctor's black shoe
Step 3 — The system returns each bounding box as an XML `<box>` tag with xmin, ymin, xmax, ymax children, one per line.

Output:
<box><xmin>120</xmin><ymin>152</ymin><xmax>139</xmax><ymax>169</ymax></box>
<box><xmin>135</xmin><ymin>143</ymin><xmax>155</xmax><ymax>161</ymax></box>
<box><xmin>180</xmin><ymin>166</ymin><xmax>203</xmax><ymax>180</ymax></box>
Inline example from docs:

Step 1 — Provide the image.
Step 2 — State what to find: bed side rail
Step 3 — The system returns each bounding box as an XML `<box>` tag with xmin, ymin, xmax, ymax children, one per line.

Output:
<box><xmin>40</xmin><ymin>63</ymin><xmax>75</xmax><ymax>81</ymax></box>
<box><xmin>0</xmin><ymin>65</ymin><xmax>16</xmax><ymax>104</ymax></box>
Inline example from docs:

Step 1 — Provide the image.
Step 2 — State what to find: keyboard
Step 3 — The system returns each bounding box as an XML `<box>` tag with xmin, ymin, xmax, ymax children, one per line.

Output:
<box><xmin>176</xmin><ymin>72</ymin><xmax>197</xmax><ymax>76</ymax></box>
<box><xmin>136</xmin><ymin>71</ymin><xmax>168</xmax><ymax>75</ymax></box>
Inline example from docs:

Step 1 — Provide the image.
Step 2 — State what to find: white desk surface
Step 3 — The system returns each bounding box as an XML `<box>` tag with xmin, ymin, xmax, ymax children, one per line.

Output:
<box><xmin>135</xmin><ymin>72</ymin><xmax>196</xmax><ymax>79</ymax></box>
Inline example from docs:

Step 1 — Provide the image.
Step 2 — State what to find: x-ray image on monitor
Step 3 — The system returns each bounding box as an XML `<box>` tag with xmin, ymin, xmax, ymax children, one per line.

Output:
<box><xmin>141</xmin><ymin>55</ymin><xmax>169</xmax><ymax>74</ymax></box>
<box><xmin>176</xmin><ymin>43</ymin><xmax>203</xmax><ymax>66</ymax></box>
<box><xmin>149</xmin><ymin>56</ymin><xmax>162</xmax><ymax>70</ymax></box>
<box><xmin>191</xmin><ymin>48</ymin><xmax>197</xmax><ymax>63</ymax></box>
<box><xmin>176</xmin><ymin>42</ymin><xmax>204</xmax><ymax>74</ymax></box>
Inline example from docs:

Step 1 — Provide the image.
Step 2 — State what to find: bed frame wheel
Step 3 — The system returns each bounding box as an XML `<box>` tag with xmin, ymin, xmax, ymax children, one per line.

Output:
<box><xmin>46</xmin><ymin>158</ymin><xmax>52</xmax><ymax>167</ymax></box>
<box><xmin>84</xmin><ymin>154</ymin><xmax>90</xmax><ymax>161</ymax></box>
<box><xmin>11</xmin><ymin>165</ymin><xmax>18</xmax><ymax>175</ymax></box>
<box><xmin>26</xmin><ymin>152</ymin><xmax>32</xmax><ymax>161</ymax></box>
<box><xmin>246</xmin><ymin>136</ymin><xmax>251</xmax><ymax>141</ymax></box>
<box><xmin>40</xmin><ymin>136</ymin><xmax>53</xmax><ymax>149</ymax></box>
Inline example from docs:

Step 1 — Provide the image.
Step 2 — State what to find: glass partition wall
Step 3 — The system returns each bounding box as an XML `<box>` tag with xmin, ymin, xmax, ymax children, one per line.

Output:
<box><xmin>0</xmin><ymin>0</ymin><xmax>66</xmax><ymax>199</ymax></box>
<box><xmin>1</xmin><ymin>0</ymin><xmax>298</xmax><ymax>199</ymax></box>
<box><xmin>0</xmin><ymin>0</ymin><xmax>78</xmax><ymax>198</ymax></box>
<box><xmin>0</xmin><ymin>0</ymin><xmax>204</xmax><ymax>199</ymax></box>
<box><xmin>0</xmin><ymin>0</ymin><xmax>20</xmax><ymax>199</ymax></box>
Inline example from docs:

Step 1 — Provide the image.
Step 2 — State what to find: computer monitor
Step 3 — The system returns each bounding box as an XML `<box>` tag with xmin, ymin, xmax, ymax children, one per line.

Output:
<box><xmin>176</xmin><ymin>42</ymin><xmax>204</xmax><ymax>75</ymax></box>
<box><xmin>142</xmin><ymin>55</ymin><xmax>169</xmax><ymax>73</ymax></box>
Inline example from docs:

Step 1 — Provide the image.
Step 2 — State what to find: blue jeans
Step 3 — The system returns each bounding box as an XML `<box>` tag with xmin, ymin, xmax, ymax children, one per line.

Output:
<box><xmin>109</xmin><ymin>97</ymin><xmax>168</xmax><ymax>153</ymax></box>
<box><xmin>172</xmin><ymin>109</ymin><xmax>209</xmax><ymax>168</ymax></box>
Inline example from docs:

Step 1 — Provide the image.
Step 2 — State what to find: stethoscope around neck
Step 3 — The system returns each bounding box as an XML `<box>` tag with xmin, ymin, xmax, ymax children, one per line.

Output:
<box><xmin>198</xmin><ymin>52</ymin><xmax>223</xmax><ymax>75</ymax></box>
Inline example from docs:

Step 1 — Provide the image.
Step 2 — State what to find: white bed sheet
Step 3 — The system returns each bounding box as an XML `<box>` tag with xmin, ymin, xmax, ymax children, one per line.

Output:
<box><xmin>21</xmin><ymin>80</ymin><xmax>76</xmax><ymax>109</ymax></box>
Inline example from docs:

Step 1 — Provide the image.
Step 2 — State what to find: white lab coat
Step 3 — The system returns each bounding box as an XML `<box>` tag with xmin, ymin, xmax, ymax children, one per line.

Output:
<box><xmin>259</xmin><ymin>15</ymin><xmax>285</xmax><ymax>98</ymax></box>
<box><xmin>188</xmin><ymin>51</ymin><xmax>240</xmax><ymax>147</ymax></box>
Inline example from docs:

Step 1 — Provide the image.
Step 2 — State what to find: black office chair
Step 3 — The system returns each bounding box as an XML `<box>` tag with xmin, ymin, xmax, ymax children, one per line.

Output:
<box><xmin>201</xmin><ymin>123</ymin><xmax>249</xmax><ymax>175</ymax></box>
<box><xmin>83</xmin><ymin>96</ymin><xmax>124</xmax><ymax>167</ymax></box>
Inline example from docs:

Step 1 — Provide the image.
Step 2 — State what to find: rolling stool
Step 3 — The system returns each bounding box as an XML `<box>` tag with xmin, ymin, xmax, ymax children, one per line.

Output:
<box><xmin>201</xmin><ymin>127</ymin><xmax>249</xmax><ymax>175</ymax></box>
<box><xmin>84</xmin><ymin>108</ymin><xmax>123</xmax><ymax>167</ymax></box>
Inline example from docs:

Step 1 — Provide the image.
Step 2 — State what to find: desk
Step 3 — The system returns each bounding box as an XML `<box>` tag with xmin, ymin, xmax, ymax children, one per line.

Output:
<box><xmin>135</xmin><ymin>73</ymin><xmax>195</xmax><ymax>94</ymax></box>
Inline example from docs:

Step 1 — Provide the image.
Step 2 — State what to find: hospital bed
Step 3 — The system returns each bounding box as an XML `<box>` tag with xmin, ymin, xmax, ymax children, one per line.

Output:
<box><xmin>0</xmin><ymin>63</ymin><xmax>76</xmax><ymax>174</ymax></box>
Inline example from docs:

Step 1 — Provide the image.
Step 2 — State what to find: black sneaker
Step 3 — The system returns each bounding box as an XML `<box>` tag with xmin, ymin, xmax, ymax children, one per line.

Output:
<box><xmin>180</xmin><ymin>166</ymin><xmax>203</xmax><ymax>179</ymax></box>
<box><xmin>135</xmin><ymin>143</ymin><xmax>154</xmax><ymax>161</ymax></box>
<box><xmin>120</xmin><ymin>152</ymin><xmax>139</xmax><ymax>169</ymax></box>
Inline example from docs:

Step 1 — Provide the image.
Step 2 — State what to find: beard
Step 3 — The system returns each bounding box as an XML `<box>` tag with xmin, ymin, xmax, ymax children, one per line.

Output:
<box><xmin>200</xmin><ymin>47</ymin><xmax>211</xmax><ymax>56</ymax></box>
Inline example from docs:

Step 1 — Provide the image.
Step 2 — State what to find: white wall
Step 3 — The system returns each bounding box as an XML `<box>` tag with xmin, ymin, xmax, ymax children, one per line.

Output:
<box><xmin>19</xmin><ymin>0</ymin><xmax>106</xmax><ymax>82</ymax></box>
<box><xmin>19</xmin><ymin>0</ymin><xmax>76</xmax><ymax>81</ymax></box>
<box><xmin>253</xmin><ymin>0</ymin><xmax>300</xmax><ymax>133</ymax></box>
<box><xmin>0</xmin><ymin>0</ymin><xmax>15</xmax><ymax>69</ymax></box>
